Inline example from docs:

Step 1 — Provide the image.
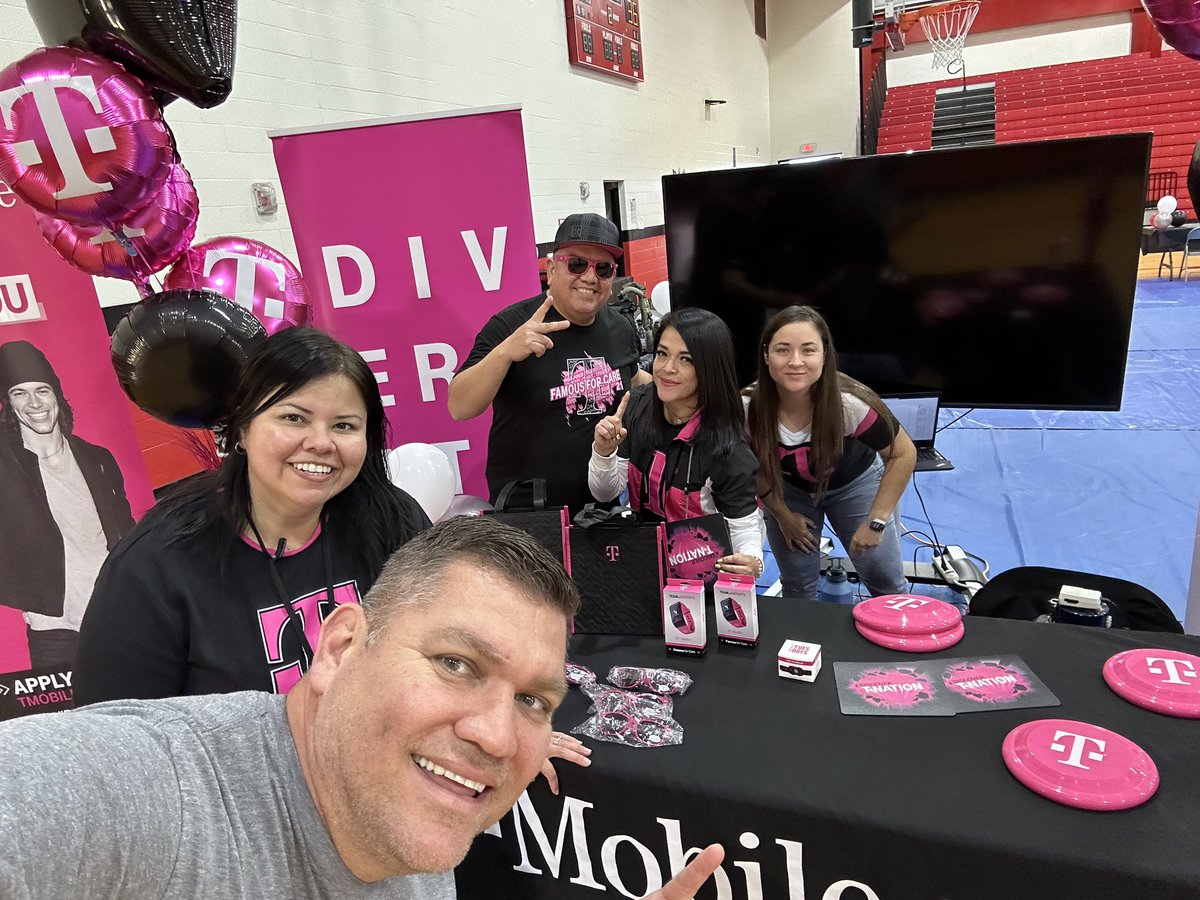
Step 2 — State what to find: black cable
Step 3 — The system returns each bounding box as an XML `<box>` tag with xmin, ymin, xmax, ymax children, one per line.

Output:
<box><xmin>910</xmin><ymin>476</ymin><xmax>943</xmax><ymax>553</ymax></box>
<box><xmin>935</xmin><ymin>407</ymin><xmax>975</xmax><ymax>434</ymax></box>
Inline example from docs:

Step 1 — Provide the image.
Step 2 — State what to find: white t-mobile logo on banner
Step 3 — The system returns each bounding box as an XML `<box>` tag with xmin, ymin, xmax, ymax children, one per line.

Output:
<box><xmin>1145</xmin><ymin>657</ymin><xmax>1198</xmax><ymax>685</ymax></box>
<box><xmin>0</xmin><ymin>274</ymin><xmax>43</xmax><ymax>325</ymax></box>
<box><xmin>0</xmin><ymin>77</ymin><xmax>116</xmax><ymax>199</ymax></box>
<box><xmin>1049</xmin><ymin>730</ymin><xmax>1107</xmax><ymax>770</ymax></box>
<box><xmin>884</xmin><ymin>596</ymin><xmax>929</xmax><ymax>611</ymax></box>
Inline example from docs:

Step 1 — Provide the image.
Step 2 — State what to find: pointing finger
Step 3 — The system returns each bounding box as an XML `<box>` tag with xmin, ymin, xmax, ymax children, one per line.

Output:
<box><xmin>613</xmin><ymin>391</ymin><xmax>631</xmax><ymax>423</ymax></box>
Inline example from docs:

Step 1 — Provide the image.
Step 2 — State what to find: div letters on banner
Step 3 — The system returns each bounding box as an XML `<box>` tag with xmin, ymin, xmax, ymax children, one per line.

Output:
<box><xmin>269</xmin><ymin>106</ymin><xmax>542</xmax><ymax>499</ymax></box>
<box><xmin>0</xmin><ymin>183</ymin><xmax>155</xmax><ymax>720</ymax></box>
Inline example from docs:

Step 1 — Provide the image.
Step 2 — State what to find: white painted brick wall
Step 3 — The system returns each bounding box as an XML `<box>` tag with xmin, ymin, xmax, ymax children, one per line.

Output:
<box><xmin>0</xmin><ymin>0</ymin><xmax>771</xmax><ymax>308</ymax></box>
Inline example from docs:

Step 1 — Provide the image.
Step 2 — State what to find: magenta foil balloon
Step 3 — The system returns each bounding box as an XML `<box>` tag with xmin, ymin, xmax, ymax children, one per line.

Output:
<box><xmin>1142</xmin><ymin>0</ymin><xmax>1200</xmax><ymax>59</ymax></box>
<box><xmin>0</xmin><ymin>46</ymin><xmax>173</xmax><ymax>225</ymax></box>
<box><xmin>164</xmin><ymin>236</ymin><xmax>312</xmax><ymax>335</ymax></box>
<box><xmin>35</xmin><ymin>162</ymin><xmax>198</xmax><ymax>283</ymax></box>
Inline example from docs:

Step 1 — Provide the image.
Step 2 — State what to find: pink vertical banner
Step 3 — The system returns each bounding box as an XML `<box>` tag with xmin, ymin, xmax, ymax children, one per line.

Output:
<box><xmin>0</xmin><ymin>181</ymin><xmax>155</xmax><ymax>717</ymax></box>
<box><xmin>269</xmin><ymin>106</ymin><xmax>542</xmax><ymax>499</ymax></box>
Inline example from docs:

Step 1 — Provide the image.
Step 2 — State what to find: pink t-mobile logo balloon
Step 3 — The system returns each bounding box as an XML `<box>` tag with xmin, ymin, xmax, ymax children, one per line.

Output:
<box><xmin>1049</xmin><ymin>730</ymin><xmax>1107</xmax><ymax>770</ymax></box>
<box><xmin>0</xmin><ymin>77</ymin><xmax>114</xmax><ymax>199</ymax></box>
<box><xmin>204</xmin><ymin>250</ymin><xmax>287</xmax><ymax>319</ymax></box>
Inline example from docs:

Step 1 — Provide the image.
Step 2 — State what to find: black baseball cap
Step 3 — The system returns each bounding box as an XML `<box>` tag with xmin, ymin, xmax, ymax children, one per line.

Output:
<box><xmin>552</xmin><ymin>213</ymin><xmax>623</xmax><ymax>258</ymax></box>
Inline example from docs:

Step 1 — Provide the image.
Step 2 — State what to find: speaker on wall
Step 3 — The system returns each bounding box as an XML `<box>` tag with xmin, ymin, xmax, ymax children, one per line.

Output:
<box><xmin>851</xmin><ymin>0</ymin><xmax>875</xmax><ymax>48</ymax></box>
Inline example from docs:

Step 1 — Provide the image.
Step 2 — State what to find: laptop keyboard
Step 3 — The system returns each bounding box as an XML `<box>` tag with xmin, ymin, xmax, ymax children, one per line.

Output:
<box><xmin>916</xmin><ymin>447</ymin><xmax>940</xmax><ymax>462</ymax></box>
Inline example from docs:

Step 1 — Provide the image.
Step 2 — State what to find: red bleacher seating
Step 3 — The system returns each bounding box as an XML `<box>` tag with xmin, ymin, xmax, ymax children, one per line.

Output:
<box><xmin>877</xmin><ymin>51</ymin><xmax>1200</xmax><ymax>218</ymax></box>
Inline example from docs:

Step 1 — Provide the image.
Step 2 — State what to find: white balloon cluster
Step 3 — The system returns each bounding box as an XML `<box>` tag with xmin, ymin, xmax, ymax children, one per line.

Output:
<box><xmin>1152</xmin><ymin>195</ymin><xmax>1178</xmax><ymax>231</ymax></box>
<box><xmin>385</xmin><ymin>443</ymin><xmax>493</xmax><ymax>523</ymax></box>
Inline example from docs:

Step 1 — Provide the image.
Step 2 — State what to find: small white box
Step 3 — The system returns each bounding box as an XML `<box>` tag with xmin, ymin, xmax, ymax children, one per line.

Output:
<box><xmin>663</xmin><ymin>579</ymin><xmax>706</xmax><ymax>657</ymax></box>
<box><xmin>714</xmin><ymin>573</ymin><xmax>758</xmax><ymax>646</ymax></box>
<box><xmin>778</xmin><ymin>639</ymin><xmax>822</xmax><ymax>682</ymax></box>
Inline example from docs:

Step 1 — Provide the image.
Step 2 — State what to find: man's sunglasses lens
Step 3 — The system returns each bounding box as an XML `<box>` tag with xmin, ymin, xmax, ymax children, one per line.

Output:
<box><xmin>566</xmin><ymin>257</ymin><xmax>615</xmax><ymax>278</ymax></box>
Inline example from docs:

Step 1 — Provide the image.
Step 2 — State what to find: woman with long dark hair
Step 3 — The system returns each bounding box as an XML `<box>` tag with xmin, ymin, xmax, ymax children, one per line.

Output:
<box><xmin>748</xmin><ymin>306</ymin><xmax>915</xmax><ymax>600</ymax></box>
<box><xmin>75</xmin><ymin>327</ymin><xmax>430</xmax><ymax>702</ymax></box>
<box><xmin>589</xmin><ymin>308</ymin><xmax>763</xmax><ymax>578</ymax></box>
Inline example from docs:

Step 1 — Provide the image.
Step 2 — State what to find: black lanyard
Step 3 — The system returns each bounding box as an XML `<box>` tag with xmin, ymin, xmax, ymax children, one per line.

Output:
<box><xmin>247</xmin><ymin>519</ymin><xmax>335</xmax><ymax>675</ymax></box>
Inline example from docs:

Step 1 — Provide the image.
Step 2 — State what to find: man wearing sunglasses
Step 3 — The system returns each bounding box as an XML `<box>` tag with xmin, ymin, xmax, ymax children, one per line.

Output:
<box><xmin>450</xmin><ymin>213</ymin><xmax>652</xmax><ymax>513</ymax></box>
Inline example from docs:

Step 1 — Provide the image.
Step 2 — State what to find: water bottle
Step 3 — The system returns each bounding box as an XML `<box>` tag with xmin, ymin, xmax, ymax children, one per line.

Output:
<box><xmin>818</xmin><ymin>559</ymin><xmax>854</xmax><ymax>605</ymax></box>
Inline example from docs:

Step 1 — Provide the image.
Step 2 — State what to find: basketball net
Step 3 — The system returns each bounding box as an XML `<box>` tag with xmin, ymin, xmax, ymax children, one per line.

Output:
<box><xmin>918</xmin><ymin>1</ymin><xmax>981</xmax><ymax>74</ymax></box>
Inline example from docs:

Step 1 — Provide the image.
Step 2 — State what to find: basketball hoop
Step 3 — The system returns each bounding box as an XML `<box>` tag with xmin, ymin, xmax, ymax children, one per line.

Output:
<box><xmin>918</xmin><ymin>1</ymin><xmax>981</xmax><ymax>73</ymax></box>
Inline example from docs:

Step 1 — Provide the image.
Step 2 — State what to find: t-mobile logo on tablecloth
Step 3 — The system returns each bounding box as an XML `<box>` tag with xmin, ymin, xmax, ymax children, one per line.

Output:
<box><xmin>1050</xmin><ymin>730</ymin><xmax>1107</xmax><ymax>770</ymax></box>
<box><xmin>0</xmin><ymin>275</ymin><xmax>44</xmax><ymax>326</ymax></box>
<box><xmin>605</xmin><ymin>546</ymin><xmax>620</xmax><ymax>562</ymax></box>
<box><xmin>1145</xmin><ymin>656</ymin><xmax>1198</xmax><ymax>685</ymax></box>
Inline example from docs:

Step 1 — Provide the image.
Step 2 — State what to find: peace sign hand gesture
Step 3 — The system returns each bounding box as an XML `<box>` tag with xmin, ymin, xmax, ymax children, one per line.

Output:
<box><xmin>593</xmin><ymin>391</ymin><xmax>631</xmax><ymax>457</ymax></box>
<box><xmin>501</xmin><ymin>297</ymin><xmax>571</xmax><ymax>363</ymax></box>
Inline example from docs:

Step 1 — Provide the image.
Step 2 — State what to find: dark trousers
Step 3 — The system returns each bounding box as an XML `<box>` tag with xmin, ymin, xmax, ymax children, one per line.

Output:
<box><xmin>26</xmin><ymin>628</ymin><xmax>78</xmax><ymax>670</ymax></box>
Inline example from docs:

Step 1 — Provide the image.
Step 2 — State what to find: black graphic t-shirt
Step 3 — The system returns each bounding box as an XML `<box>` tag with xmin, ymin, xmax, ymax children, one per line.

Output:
<box><xmin>460</xmin><ymin>293</ymin><xmax>640</xmax><ymax>513</ymax></box>
<box><xmin>75</xmin><ymin>520</ymin><xmax>377</xmax><ymax>704</ymax></box>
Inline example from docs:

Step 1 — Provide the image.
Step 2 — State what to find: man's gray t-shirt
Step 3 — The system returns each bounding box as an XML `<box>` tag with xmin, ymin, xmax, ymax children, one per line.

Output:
<box><xmin>0</xmin><ymin>692</ymin><xmax>455</xmax><ymax>900</ymax></box>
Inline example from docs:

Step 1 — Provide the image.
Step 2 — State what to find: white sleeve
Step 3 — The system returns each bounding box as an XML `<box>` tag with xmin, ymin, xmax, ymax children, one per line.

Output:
<box><xmin>588</xmin><ymin>445</ymin><xmax>629</xmax><ymax>502</ymax></box>
<box><xmin>726</xmin><ymin>508</ymin><xmax>764</xmax><ymax>561</ymax></box>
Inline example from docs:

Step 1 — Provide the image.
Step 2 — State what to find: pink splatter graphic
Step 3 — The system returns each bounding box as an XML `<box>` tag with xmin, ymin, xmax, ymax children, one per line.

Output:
<box><xmin>550</xmin><ymin>355</ymin><xmax>623</xmax><ymax>417</ymax></box>
<box><xmin>943</xmin><ymin>660</ymin><xmax>1031</xmax><ymax>705</ymax></box>
<box><xmin>667</xmin><ymin>526</ymin><xmax>721</xmax><ymax>584</ymax></box>
<box><xmin>849</xmin><ymin>667</ymin><xmax>937</xmax><ymax>709</ymax></box>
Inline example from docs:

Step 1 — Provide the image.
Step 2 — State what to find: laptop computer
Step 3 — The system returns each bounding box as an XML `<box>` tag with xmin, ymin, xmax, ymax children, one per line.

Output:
<box><xmin>879</xmin><ymin>392</ymin><xmax>954</xmax><ymax>472</ymax></box>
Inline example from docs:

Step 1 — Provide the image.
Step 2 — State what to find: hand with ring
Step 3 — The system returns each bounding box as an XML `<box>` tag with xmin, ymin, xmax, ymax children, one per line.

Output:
<box><xmin>539</xmin><ymin>731</ymin><xmax>592</xmax><ymax>795</ymax></box>
<box><xmin>593</xmin><ymin>391</ymin><xmax>631</xmax><ymax>457</ymax></box>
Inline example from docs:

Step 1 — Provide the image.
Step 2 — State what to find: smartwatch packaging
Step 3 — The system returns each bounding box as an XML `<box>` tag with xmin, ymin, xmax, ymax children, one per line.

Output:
<box><xmin>663</xmin><ymin>579</ymin><xmax>706</xmax><ymax>656</ymax></box>
<box><xmin>714</xmin><ymin>573</ymin><xmax>758</xmax><ymax>646</ymax></box>
<box><xmin>778</xmin><ymin>639</ymin><xmax>822</xmax><ymax>682</ymax></box>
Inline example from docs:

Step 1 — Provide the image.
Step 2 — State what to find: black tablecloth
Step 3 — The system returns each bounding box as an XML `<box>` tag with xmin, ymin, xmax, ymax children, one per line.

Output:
<box><xmin>456</xmin><ymin>599</ymin><xmax>1200</xmax><ymax>900</ymax></box>
<box><xmin>1141</xmin><ymin>223</ymin><xmax>1197</xmax><ymax>253</ymax></box>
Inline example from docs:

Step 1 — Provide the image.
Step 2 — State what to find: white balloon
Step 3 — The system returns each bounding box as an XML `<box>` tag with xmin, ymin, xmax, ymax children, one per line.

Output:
<box><xmin>1157</xmin><ymin>195</ymin><xmax>1178</xmax><ymax>214</ymax></box>
<box><xmin>650</xmin><ymin>280</ymin><xmax>671</xmax><ymax>316</ymax></box>
<box><xmin>438</xmin><ymin>494</ymin><xmax>493</xmax><ymax>522</ymax></box>
<box><xmin>1153</xmin><ymin>212</ymin><xmax>1172</xmax><ymax>231</ymax></box>
<box><xmin>386</xmin><ymin>443</ymin><xmax>455</xmax><ymax>522</ymax></box>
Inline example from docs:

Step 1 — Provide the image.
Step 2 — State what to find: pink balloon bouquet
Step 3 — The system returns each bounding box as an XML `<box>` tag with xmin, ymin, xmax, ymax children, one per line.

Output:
<box><xmin>164</xmin><ymin>236</ymin><xmax>313</xmax><ymax>335</ymax></box>
<box><xmin>35</xmin><ymin>162</ymin><xmax>199</xmax><ymax>289</ymax></box>
<box><xmin>0</xmin><ymin>46</ymin><xmax>173</xmax><ymax>225</ymax></box>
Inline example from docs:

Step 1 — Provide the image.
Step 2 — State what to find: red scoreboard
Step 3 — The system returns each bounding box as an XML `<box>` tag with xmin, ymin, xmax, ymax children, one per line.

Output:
<box><xmin>564</xmin><ymin>0</ymin><xmax>644</xmax><ymax>83</ymax></box>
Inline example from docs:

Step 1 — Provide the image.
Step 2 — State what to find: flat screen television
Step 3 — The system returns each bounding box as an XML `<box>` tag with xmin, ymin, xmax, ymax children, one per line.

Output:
<box><xmin>662</xmin><ymin>133</ymin><xmax>1151</xmax><ymax>410</ymax></box>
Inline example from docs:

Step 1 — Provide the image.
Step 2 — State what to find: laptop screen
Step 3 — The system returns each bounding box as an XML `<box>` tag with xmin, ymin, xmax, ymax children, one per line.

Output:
<box><xmin>880</xmin><ymin>394</ymin><xmax>939</xmax><ymax>446</ymax></box>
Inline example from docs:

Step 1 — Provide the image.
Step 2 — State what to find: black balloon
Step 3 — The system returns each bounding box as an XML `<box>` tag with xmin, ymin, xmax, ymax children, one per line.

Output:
<box><xmin>1189</xmin><ymin>139</ymin><xmax>1200</xmax><ymax>226</ymax></box>
<box><xmin>111</xmin><ymin>289</ymin><xmax>265</xmax><ymax>428</ymax></box>
<box><xmin>26</xmin><ymin>0</ymin><xmax>238</xmax><ymax>108</ymax></box>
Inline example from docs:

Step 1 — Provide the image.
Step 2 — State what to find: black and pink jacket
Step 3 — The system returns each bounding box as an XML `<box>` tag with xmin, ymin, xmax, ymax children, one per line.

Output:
<box><xmin>778</xmin><ymin>392</ymin><xmax>898</xmax><ymax>492</ymax></box>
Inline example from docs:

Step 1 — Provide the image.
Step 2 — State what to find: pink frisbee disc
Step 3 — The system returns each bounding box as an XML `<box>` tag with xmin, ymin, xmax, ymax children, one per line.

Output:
<box><xmin>853</xmin><ymin>594</ymin><xmax>963</xmax><ymax>635</ymax></box>
<box><xmin>1103</xmin><ymin>648</ymin><xmax>1200</xmax><ymax>719</ymax></box>
<box><xmin>1002</xmin><ymin>719</ymin><xmax>1159</xmax><ymax>811</ymax></box>
<box><xmin>855</xmin><ymin>619</ymin><xmax>965</xmax><ymax>653</ymax></box>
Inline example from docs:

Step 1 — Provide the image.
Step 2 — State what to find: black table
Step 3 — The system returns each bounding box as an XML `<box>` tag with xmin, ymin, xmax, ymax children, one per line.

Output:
<box><xmin>1141</xmin><ymin>224</ymin><xmax>1198</xmax><ymax>279</ymax></box>
<box><xmin>457</xmin><ymin>600</ymin><xmax>1200</xmax><ymax>899</ymax></box>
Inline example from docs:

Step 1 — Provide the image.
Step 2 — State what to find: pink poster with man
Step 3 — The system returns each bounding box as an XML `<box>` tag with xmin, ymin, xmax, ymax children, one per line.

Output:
<box><xmin>0</xmin><ymin>181</ymin><xmax>155</xmax><ymax>720</ymax></box>
<box><xmin>269</xmin><ymin>105</ymin><xmax>542</xmax><ymax>499</ymax></box>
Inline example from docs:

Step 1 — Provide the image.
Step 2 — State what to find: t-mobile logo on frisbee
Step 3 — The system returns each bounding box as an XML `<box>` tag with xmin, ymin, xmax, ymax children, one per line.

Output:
<box><xmin>1049</xmin><ymin>730</ymin><xmax>1106</xmax><ymax>770</ymax></box>
<box><xmin>1145</xmin><ymin>656</ymin><xmax>1198</xmax><ymax>685</ymax></box>
<box><xmin>883</xmin><ymin>596</ymin><xmax>929</xmax><ymax>611</ymax></box>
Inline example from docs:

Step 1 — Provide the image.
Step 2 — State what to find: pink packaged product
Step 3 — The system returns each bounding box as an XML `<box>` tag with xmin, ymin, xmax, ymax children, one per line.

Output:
<box><xmin>778</xmin><ymin>639</ymin><xmax>822</xmax><ymax>682</ymax></box>
<box><xmin>714</xmin><ymin>572</ymin><xmax>758</xmax><ymax>646</ymax></box>
<box><xmin>662</xmin><ymin>578</ymin><xmax>706</xmax><ymax>657</ymax></box>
